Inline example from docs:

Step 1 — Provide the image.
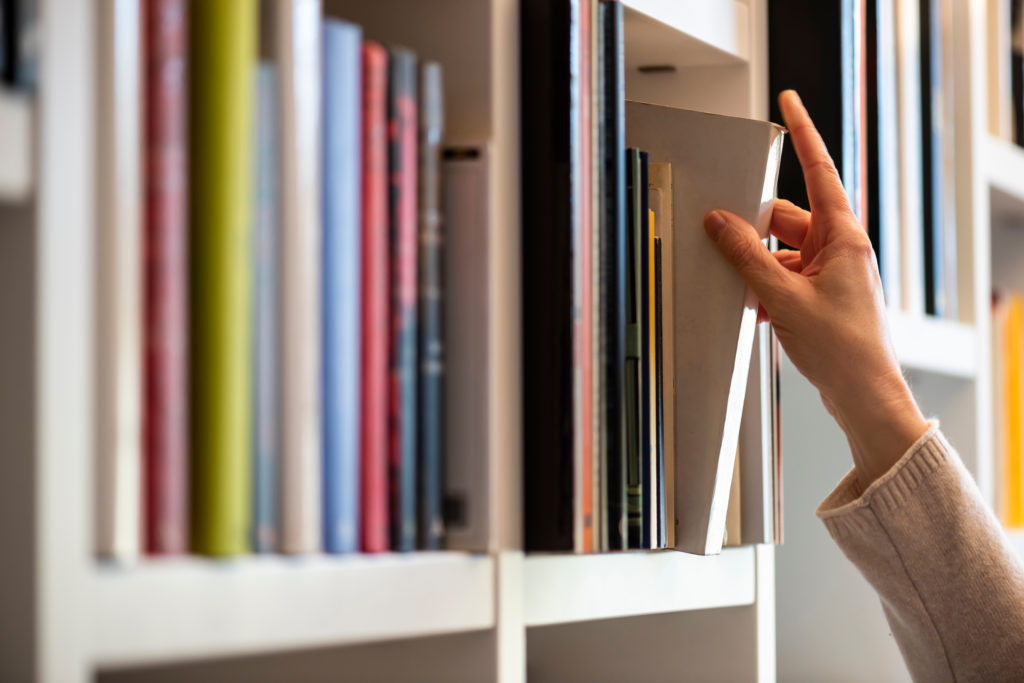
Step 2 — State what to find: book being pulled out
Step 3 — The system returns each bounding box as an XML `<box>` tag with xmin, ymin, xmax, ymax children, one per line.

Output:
<box><xmin>626</xmin><ymin>102</ymin><xmax>785</xmax><ymax>556</ymax></box>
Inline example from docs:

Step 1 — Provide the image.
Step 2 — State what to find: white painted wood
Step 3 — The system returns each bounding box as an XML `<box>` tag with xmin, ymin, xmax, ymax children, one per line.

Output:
<box><xmin>622</xmin><ymin>0</ymin><xmax>749</xmax><ymax>67</ymax></box>
<box><xmin>89</xmin><ymin>553</ymin><xmax>495</xmax><ymax>668</ymax></box>
<box><xmin>888</xmin><ymin>311</ymin><xmax>978</xmax><ymax>378</ymax></box>
<box><xmin>0</xmin><ymin>91</ymin><xmax>33</xmax><ymax>203</ymax></box>
<box><xmin>524</xmin><ymin>548</ymin><xmax>756</xmax><ymax>627</ymax></box>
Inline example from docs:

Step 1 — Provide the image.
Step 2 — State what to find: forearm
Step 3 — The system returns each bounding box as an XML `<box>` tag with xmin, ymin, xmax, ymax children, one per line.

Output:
<box><xmin>818</xmin><ymin>426</ymin><xmax>1024</xmax><ymax>681</ymax></box>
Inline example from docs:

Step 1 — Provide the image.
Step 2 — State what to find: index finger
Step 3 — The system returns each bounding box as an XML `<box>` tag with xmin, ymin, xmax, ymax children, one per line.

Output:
<box><xmin>778</xmin><ymin>90</ymin><xmax>854</xmax><ymax>219</ymax></box>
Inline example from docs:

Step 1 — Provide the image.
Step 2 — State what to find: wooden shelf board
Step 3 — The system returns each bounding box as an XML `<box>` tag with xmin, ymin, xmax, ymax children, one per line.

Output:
<box><xmin>889</xmin><ymin>311</ymin><xmax>977</xmax><ymax>379</ymax></box>
<box><xmin>89</xmin><ymin>552</ymin><xmax>494</xmax><ymax>669</ymax></box>
<box><xmin>0</xmin><ymin>90</ymin><xmax>32</xmax><ymax>202</ymax></box>
<box><xmin>986</xmin><ymin>135</ymin><xmax>1024</xmax><ymax>228</ymax></box>
<box><xmin>524</xmin><ymin>546</ymin><xmax>756</xmax><ymax>628</ymax></box>
<box><xmin>623</xmin><ymin>0</ymin><xmax>748</xmax><ymax>71</ymax></box>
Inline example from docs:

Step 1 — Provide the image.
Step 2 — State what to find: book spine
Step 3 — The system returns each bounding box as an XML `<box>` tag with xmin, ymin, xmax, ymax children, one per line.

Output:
<box><xmin>646</xmin><ymin>204</ymin><xmax>656</xmax><ymax>549</ymax></box>
<box><xmin>189</xmin><ymin>0</ymin><xmax>256</xmax><ymax>556</ymax></box>
<box><xmin>388</xmin><ymin>47</ymin><xmax>419</xmax><ymax>552</ymax></box>
<box><xmin>919</xmin><ymin>0</ymin><xmax>943</xmax><ymax>316</ymax></box>
<box><xmin>1014</xmin><ymin>1</ymin><xmax>1024</xmax><ymax>146</ymax></box>
<box><xmin>321</xmin><ymin>19</ymin><xmax>362</xmax><ymax>554</ymax></box>
<box><xmin>252</xmin><ymin>63</ymin><xmax>280</xmax><ymax>553</ymax></box>
<box><xmin>1</xmin><ymin>0</ymin><xmax>36</xmax><ymax>89</ymax></box>
<box><xmin>278</xmin><ymin>0</ymin><xmax>322</xmax><ymax>554</ymax></box>
<box><xmin>521</xmin><ymin>0</ymin><xmax>576</xmax><ymax>551</ymax></box>
<box><xmin>417</xmin><ymin>62</ymin><xmax>445</xmax><ymax>550</ymax></box>
<box><xmin>588</xmin><ymin>0</ymin><xmax>603</xmax><ymax>552</ymax></box>
<box><xmin>625</xmin><ymin>148</ymin><xmax>642</xmax><ymax>548</ymax></box>
<box><xmin>361</xmin><ymin>42</ymin><xmax>391</xmax><ymax>553</ymax></box>
<box><xmin>96</xmin><ymin>0</ymin><xmax>142</xmax><ymax>560</ymax></box>
<box><xmin>143</xmin><ymin>0</ymin><xmax>189</xmax><ymax>556</ymax></box>
<box><xmin>877</xmin><ymin>0</ymin><xmax>902</xmax><ymax>308</ymax></box>
<box><xmin>654</xmin><ymin>235</ymin><xmax>665</xmax><ymax>548</ymax></box>
<box><xmin>937</xmin><ymin>0</ymin><xmax>957</xmax><ymax>319</ymax></box>
<box><xmin>598</xmin><ymin>0</ymin><xmax>626</xmax><ymax>551</ymax></box>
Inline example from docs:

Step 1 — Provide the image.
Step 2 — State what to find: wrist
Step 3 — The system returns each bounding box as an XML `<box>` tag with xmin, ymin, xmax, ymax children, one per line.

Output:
<box><xmin>829</xmin><ymin>374</ymin><xmax>929</xmax><ymax>487</ymax></box>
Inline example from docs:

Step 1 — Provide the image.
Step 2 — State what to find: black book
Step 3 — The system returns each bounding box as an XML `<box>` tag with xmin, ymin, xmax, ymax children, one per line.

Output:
<box><xmin>919</xmin><ymin>0</ymin><xmax>940</xmax><ymax>316</ymax></box>
<box><xmin>1</xmin><ymin>0</ymin><xmax>35</xmax><ymax>89</ymax></box>
<box><xmin>768</xmin><ymin>0</ymin><xmax>860</xmax><ymax>222</ymax></box>
<box><xmin>598</xmin><ymin>0</ymin><xmax>627</xmax><ymax>551</ymax></box>
<box><xmin>625</xmin><ymin>148</ymin><xmax>642</xmax><ymax>548</ymax></box>
<box><xmin>865</xmin><ymin>0</ymin><xmax>882</xmax><ymax>275</ymax></box>
<box><xmin>1014</xmin><ymin>0</ymin><xmax>1024</xmax><ymax>146</ymax></box>
<box><xmin>417</xmin><ymin>62</ymin><xmax>445</xmax><ymax>550</ymax></box>
<box><xmin>521</xmin><ymin>0</ymin><xmax>578</xmax><ymax>551</ymax></box>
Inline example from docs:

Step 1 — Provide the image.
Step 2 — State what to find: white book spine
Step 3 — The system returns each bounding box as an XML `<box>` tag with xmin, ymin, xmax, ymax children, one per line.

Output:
<box><xmin>878</xmin><ymin>0</ymin><xmax>903</xmax><ymax>309</ymax></box>
<box><xmin>988</xmin><ymin>0</ymin><xmax>1013</xmax><ymax>140</ymax></box>
<box><xmin>96</xmin><ymin>0</ymin><xmax>142</xmax><ymax>560</ymax></box>
<box><xmin>895</xmin><ymin>0</ymin><xmax>926</xmax><ymax>315</ymax></box>
<box><xmin>278</xmin><ymin>0</ymin><xmax>322</xmax><ymax>554</ymax></box>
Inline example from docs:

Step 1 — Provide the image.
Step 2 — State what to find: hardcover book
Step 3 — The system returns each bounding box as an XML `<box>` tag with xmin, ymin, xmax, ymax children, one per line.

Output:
<box><xmin>143</xmin><ymin>0</ymin><xmax>189</xmax><ymax>556</ymax></box>
<box><xmin>321</xmin><ymin>18</ymin><xmax>362</xmax><ymax>554</ymax></box>
<box><xmin>276</xmin><ymin>0</ymin><xmax>322</xmax><ymax>554</ymax></box>
<box><xmin>388</xmin><ymin>47</ymin><xmax>419</xmax><ymax>552</ymax></box>
<box><xmin>252</xmin><ymin>63</ymin><xmax>280</xmax><ymax>553</ymax></box>
<box><xmin>96</xmin><ymin>0</ymin><xmax>142</xmax><ymax>560</ymax></box>
<box><xmin>189</xmin><ymin>0</ymin><xmax>256</xmax><ymax>556</ymax></box>
<box><xmin>625</xmin><ymin>102</ymin><xmax>785</xmax><ymax>556</ymax></box>
<box><xmin>417</xmin><ymin>61</ymin><xmax>445</xmax><ymax>550</ymax></box>
<box><xmin>360</xmin><ymin>41</ymin><xmax>391</xmax><ymax>553</ymax></box>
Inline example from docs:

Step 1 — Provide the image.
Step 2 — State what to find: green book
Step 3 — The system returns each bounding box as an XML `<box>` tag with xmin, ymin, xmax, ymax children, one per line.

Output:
<box><xmin>189</xmin><ymin>0</ymin><xmax>257</xmax><ymax>556</ymax></box>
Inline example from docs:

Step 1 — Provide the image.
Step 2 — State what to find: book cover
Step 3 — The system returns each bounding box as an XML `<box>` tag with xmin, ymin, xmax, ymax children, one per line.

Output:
<box><xmin>598</xmin><ymin>0</ymin><xmax>627</xmax><ymax>552</ymax></box>
<box><xmin>321</xmin><ymin>18</ymin><xmax>362</xmax><ymax>555</ymax></box>
<box><xmin>252</xmin><ymin>63</ymin><xmax>280</xmax><ymax>553</ymax></box>
<box><xmin>96</xmin><ymin>0</ymin><xmax>142</xmax><ymax>560</ymax></box>
<box><xmin>738</xmin><ymin>323</ymin><xmax>778</xmax><ymax>545</ymax></box>
<box><xmin>277</xmin><ymin>0</ymin><xmax>322</xmax><ymax>554</ymax></box>
<box><xmin>417</xmin><ymin>61</ymin><xmax>445</xmax><ymax>550</ymax></box>
<box><xmin>442</xmin><ymin>146</ymin><xmax>492</xmax><ymax>551</ymax></box>
<box><xmin>361</xmin><ymin>41</ymin><xmax>391</xmax><ymax>553</ymax></box>
<box><xmin>648</xmin><ymin>161</ymin><xmax>674</xmax><ymax>548</ymax></box>
<box><xmin>143</xmin><ymin>0</ymin><xmax>189</xmax><ymax>556</ymax></box>
<box><xmin>189</xmin><ymin>0</ymin><xmax>256</xmax><ymax>556</ymax></box>
<box><xmin>521</xmin><ymin>0</ymin><xmax>578</xmax><ymax>552</ymax></box>
<box><xmin>625</xmin><ymin>102</ymin><xmax>785</xmax><ymax>556</ymax></box>
<box><xmin>388</xmin><ymin>47</ymin><xmax>419</xmax><ymax>552</ymax></box>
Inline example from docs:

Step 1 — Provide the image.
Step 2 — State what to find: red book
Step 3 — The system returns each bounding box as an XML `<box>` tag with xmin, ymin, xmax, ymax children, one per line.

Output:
<box><xmin>143</xmin><ymin>0</ymin><xmax>189</xmax><ymax>555</ymax></box>
<box><xmin>361</xmin><ymin>42</ymin><xmax>390</xmax><ymax>552</ymax></box>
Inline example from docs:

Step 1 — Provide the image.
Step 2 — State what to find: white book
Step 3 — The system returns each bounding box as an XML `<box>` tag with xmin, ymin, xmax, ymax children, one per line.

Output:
<box><xmin>276</xmin><ymin>0</ymin><xmax>322</xmax><ymax>554</ymax></box>
<box><xmin>877</xmin><ymin>0</ymin><xmax>902</xmax><ymax>309</ymax></box>
<box><xmin>625</xmin><ymin>103</ymin><xmax>784</xmax><ymax>556</ymax></box>
<box><xmin>95</xmin><ymin>0</ymin><xmax>141</xmax><ymax>561</ymax></box>
<box><xmin>442</xmin><ymin>146</ymin><xmax>492</xmax><ymax>551</ymax></box>
<box><xmin>895</xmin><ymin>0</ymin><xmax>926</xmax><ymax>315</ymax></box>
<box><xmin>738</xmin><ymin>323</ymin><xmax>776</xmax><ymax>546</ymax></box>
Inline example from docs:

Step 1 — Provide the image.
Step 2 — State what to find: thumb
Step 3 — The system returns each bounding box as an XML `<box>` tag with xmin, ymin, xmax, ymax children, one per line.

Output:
<box><xmin>704</xmin><ymin>209</ymin><xmax>794</xmax><ymax>309</ymax></box>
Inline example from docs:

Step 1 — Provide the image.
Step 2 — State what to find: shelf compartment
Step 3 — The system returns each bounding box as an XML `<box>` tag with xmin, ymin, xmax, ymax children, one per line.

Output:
<box><xmin>986</xmin><ymin>135</ymin><xmax>1024</xmax><ymax>227</ymax></box>
<box><xmin>524</xmin><ymin>547</ymin><xmax>755</xmax><ymax>627</ymax></box>
<box><xmin>623</xmin><ymin>0</ymin><xmax>748</xmax><ymax>69</ymax></box>
<box><xmin>889</xmin><ymin>311</ymin><xmax>977</xmax><ymax>379</ymax></box>
<box><xmin>0</xmin><ymin>90</ymin><xmax>33</xmax><ymax>202</ymax></box>
<box><xmin>90</xmin><ymin>552</ymin><xmax>494</xmax><ymax>669</ymax></box>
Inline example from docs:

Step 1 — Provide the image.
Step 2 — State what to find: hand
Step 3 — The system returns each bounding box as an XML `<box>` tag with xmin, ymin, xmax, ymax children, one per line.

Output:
<box><xmin>703</xmin><ymin>89</ymin><xmax>929</xmax><ymax>487</ymax></box>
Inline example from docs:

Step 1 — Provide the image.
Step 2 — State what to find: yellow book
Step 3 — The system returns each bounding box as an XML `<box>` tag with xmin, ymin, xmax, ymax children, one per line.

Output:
<box><xmin>1004</xmin><ymin>295</ymin><xmax>1024</xmax><ymax>527</ymax></box>
<box><xmin>189</xmin><ymin>0</ymin><xmax>257</xmax><ymax>555</ymax></box>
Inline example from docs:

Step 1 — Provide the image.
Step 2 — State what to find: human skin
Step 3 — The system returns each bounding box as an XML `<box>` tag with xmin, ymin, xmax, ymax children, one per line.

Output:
<box><xmin>703</xmin><ymin>89</ymin><xmax>929</xmax><ymax>488</ymax></box>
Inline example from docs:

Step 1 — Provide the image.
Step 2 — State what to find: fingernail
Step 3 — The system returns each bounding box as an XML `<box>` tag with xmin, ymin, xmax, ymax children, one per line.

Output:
<box><xmin>704</xmin><ymin>210</ymin><xmax>728</xmax><ymax>241</ymax></box>
<box><xmin>782</xmin><ymin>89</ymin><xmax>801</xmax><ymax>106</ymax></box>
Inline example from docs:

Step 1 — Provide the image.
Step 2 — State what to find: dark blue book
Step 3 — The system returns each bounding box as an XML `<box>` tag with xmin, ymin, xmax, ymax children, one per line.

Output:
<box><xmin>321</xmin><ymin>19</ymin><xmax>362</xmax><ymax>554</ymax></box>
<box><xmin>252</xmin><ymin>63</ymin><xmax>280</xmax><ymax>553</ymax></box>
<box><xmin>388</xmin><ymin>47</ymin><xmax>419</xmax><ymax>552</ymax></box>
<box><xmin>417</xmin><ymin>62</ymin><xmax>445</xmax><ymax>550</ymax></box>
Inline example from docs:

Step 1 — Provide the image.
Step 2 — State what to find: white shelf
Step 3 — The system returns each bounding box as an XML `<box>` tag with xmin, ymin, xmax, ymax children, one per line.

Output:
<box><xmin>622</xmin><ymin>0</ymin><xmax>748</xmax><ymax>70</ymax></box>
<box><xmin>524</xmin><ymin>547</ymin><xmax>755</xmax><ymax>627</ymax></box>
<box><xmin>889</xmin><ymin>311</ymin><xmax>977</xmax><ymax>379</ymax></box>
<box><xmin>0</xmin><ymin>90</ymin><xmax>33</xmax><ymax>202</ymax></box>
<box><xmin>986</xmin><ymin>135</ymin><xmax>1024</xmax><ymax>227</ymax></box>
<box><xmin>89</xmin><ymin>552</ymin><xmax>494</xmax><ymax>669</ymax></box>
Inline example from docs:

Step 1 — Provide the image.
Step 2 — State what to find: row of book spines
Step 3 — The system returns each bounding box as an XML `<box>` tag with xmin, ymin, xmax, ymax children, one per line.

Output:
<box><xmin>107</xmin><ymin>2</ymin><xmax>445</xmax><ymax>559</ymax></box>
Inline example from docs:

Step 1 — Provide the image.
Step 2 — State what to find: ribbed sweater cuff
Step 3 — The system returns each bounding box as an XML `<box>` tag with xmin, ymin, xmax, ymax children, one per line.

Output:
<box><xmin>816</xmin><ymin>420</ymin><xmax>947</xmax><ymax>539</ymax></box>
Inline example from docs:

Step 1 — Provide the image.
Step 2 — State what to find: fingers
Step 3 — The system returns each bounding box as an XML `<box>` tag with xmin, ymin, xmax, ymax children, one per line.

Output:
<box><xmin>774</xmin><ymin>248</ymin><xmax>803</xmax><ymax>273</ymax></box>
<box><xmin>771</xmin><ymin>199</ymin><xmax>811</xmax><ymax>248</ymax></box>
<box><xmin>704</xmin><ymin>209</ymin><xmax>796</xmax><ymax>310</ymax></box>
<box><xmin>778</xmin><ymin>90</ymin><xmax>854</xmax><ymax>220</ymax></box>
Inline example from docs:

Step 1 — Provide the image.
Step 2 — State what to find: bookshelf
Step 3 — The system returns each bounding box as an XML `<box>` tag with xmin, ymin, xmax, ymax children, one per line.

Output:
<box><xmin>2</xmin><ymin>0</ymin><xmax>779</xmax><ymax>681</ymax></box>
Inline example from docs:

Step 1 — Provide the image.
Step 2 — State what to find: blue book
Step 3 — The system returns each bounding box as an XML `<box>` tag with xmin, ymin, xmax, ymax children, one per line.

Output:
<box><xmin>252</xmin><ymin>63</ymin><xmax>280</xmax><ymax>553</ymax></box>
<box><xmin>321</xmin><ymin>19</ymin><xmax>362</xmax><ymax>554</ymax></box>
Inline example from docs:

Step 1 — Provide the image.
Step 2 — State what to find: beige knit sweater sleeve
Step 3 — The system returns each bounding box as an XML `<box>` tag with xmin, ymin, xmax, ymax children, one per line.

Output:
<box><xmin>816</xmin><ymin>423</ymin><xmax>1024</xmax><ymax>682</ymax></box>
